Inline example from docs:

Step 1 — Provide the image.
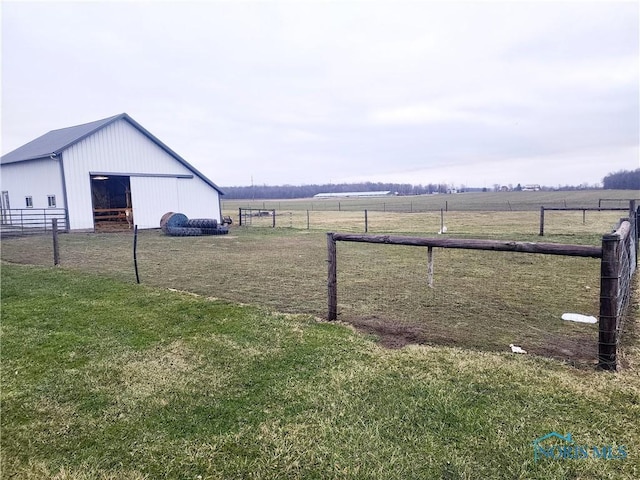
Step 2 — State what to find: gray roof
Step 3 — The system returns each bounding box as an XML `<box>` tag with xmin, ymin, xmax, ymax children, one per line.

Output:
<box><xmin>1</xmin><ymin>114</ymin><xmax>121</xmax><ymax>164</ymax></box>
<box><xmin>1</xmin><ymin>113</ymin><xmax>223</xmax><ymax>194</ymax></box>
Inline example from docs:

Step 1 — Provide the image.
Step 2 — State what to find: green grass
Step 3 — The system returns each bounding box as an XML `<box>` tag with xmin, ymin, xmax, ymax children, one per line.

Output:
<box><xmin>0</xmin><ymin>218</ymin><xmax>612</xmax><ymax>365</ymax></box>
<box><xmin>2</xmin><ymin>264</ymin><xmax>639</xmax><ymax>479</ymax></box>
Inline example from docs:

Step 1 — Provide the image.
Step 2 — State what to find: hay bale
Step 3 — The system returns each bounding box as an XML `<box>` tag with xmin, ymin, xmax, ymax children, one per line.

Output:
<box><xmin>160</xmin><ymin>212</ymin><xmax>174</xmax><ymax>230</ymax></box>
<box><xmin>160</xmin><ymin>212</ymin><xmax>188</xmax><ymax>232</ymax></box>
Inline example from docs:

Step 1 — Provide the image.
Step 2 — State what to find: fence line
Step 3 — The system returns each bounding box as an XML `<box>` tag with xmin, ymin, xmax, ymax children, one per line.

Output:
<box><xmin>227</xmin><ymin>196</ymin><xmax>640</xmax><ymax>214</ymax></box>
<box><xmin>539</xmin><ymin>206</ymin><xmax>629</xmax><ymax>236</ymax></box>
<box><xmin>230</xmin><ymin>208</ymin><xmax>628</xmax><ymax>237</ymax></box>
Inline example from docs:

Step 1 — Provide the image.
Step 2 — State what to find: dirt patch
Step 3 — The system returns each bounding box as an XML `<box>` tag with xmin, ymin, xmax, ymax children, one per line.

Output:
<box><xmin>533</xmin><ymin>332</ymin><xmax>598</xmax><ymax>366</ymax></box>
<box><xmin>347</xmin><ymin>316</ymin><xmax>598</xmax><ymax>366</ymax></box>
<box><xmin>349</xmin><ymin>318</ymin><xmax>429</xmax><ymax>349</ymax></box>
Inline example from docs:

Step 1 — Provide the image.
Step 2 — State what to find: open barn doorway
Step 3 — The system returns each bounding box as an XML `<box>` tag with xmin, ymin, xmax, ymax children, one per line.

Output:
<box><xmin>90</xmin><ymin>175</ymin><xmax>133</xmax><ymax>231</ymax></box>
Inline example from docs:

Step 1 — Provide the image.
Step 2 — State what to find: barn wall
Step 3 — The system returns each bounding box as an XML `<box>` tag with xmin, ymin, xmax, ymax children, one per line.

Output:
<box><xmin>129</xmin><ymin>177</ymin><xmax>179</xmax><ymax>229</ymax></box>
<box><xmin>62</xmin><ymin>118</ymin><xmax>220</xmax><ymax>230</ymax></box>
<box><xmin>176</xmin><ymin>177</ymin><xmax>222</xmax><ymax>220</ymax></box>
<box><xmin>127</xmin><ymin>176</ymin><xmax>222</xmax><ymax>228</ymax></box>
<box><xmin>0</xmin><ymin>158</ymin><xmax>64</xmax><ymax>209</ymax></box>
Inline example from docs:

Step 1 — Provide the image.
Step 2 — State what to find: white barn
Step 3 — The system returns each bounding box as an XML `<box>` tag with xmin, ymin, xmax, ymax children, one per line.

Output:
<box><xmin>0</xmin><ymin>113</ymin><xmax>224</xmax><ymax>231</ymax></box>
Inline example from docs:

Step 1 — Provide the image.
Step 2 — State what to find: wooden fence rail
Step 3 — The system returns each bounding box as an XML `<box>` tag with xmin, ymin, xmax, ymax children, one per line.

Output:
<box><xmin>329</xmin><ymin>233</ymin><xmax>603</xmax><ymax>257</ymax></box>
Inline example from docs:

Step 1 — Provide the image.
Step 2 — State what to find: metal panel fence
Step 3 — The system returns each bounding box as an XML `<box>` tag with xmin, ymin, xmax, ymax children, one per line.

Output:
<box><xmin>0</xmin><ymin>208</ymin><xmax>68</xmax><ymax>236</ymax></box>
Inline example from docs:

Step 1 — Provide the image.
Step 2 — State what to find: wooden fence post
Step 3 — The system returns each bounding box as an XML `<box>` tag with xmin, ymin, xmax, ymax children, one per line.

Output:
<box><xmin>539</xmin><ymin>207</ymin><xmax>545</xmax><ymax>236</ymax></box>
<box><xmin>364</xmin><ymin>210</ymin><xmax>368</xmax><ymax>233</ymax></box>
<box><xmin>52</xmin><ymin>218</ymin><xmax>60</xmax><ymax>266</ymax></box>
<box><xmin>239</xmin><ymin>208</ymin><xmax>242</xmax><ymax>226</ymax></box>
<box><xmin>327</xmin><ymin>233</ymin><xmax>337</xmax><ymax>320</ymax></box>
<box><xmin>598</xmin><ymin>232</ymin><xmax>620</xmax><ymax>370</ymax></box>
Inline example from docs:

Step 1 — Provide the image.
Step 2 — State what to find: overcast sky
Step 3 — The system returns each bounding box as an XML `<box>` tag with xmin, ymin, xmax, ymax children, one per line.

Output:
<box><xmin>2</xmin><ymin>1</ymin><xmax>638</xmax><ymax>188</ymax></box>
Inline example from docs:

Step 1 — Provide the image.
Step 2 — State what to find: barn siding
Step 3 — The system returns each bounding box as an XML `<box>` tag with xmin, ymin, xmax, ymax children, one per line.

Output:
<box><xmin>130</xmin><ymin>177</ymin><xmax>180</xmax><ymax>229</ymax></box>
<box><xmin>0</xmin><ymin>158</ymin><xmax>64</xmax><ymax>210</ymax></box>
<box><xmin>176</xmin><ymin>177</ymin><xmax>222</xmax><ymax>220</ymax></box>
<box><xmin>62</xmin><ymin>118</ymin><xmax>220</xmax><ymax>230</ymax></box>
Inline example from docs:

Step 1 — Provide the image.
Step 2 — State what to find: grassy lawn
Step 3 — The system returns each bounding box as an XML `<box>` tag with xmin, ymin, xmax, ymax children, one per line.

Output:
<box><xmin>2</xmin><ymin>264</ymin><xmax>639</xmax><ymax>479</ymax></box>
<box><xmin>0</xmin><ymin>211</ymin><xmax>619</xmax><ymax>365</ymax></box>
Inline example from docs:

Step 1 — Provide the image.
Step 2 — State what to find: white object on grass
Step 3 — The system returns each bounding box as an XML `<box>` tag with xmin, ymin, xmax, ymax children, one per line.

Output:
<box><xmin>509</xmin><ymin>344</ymin><xmax>527</xmax><ymax>354</ymax></box>
<box><xmin>561</xmin><ymin>313</ymin><xmax>598</xmax><ymax>324</ymax></box>
<box><xmin>438</xmin><ymin>226</ymin><xmax>447</xmax><ymax>234</ymax></box>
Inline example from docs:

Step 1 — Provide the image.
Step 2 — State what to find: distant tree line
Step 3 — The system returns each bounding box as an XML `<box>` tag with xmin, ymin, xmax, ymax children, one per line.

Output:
<box><xmin>602</xmin><ymin>169</ymin><xmax>640</xmax><ymax>190</ymax></box>
<box><xmin>221</xmin><ymin>171</ymin><xmax>638</xmax><ymax>199</ymax></box>
<box><xmin>221</xmin><ymin>182</ymin><xmax>452</xmax><ymax>199</ymax></box>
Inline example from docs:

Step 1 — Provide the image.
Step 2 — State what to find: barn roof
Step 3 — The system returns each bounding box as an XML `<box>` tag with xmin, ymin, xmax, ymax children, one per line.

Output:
<box><xmin>1</xmin><ymin>113</ymin><xmax>223</xmax><ymax>194</ymax></box>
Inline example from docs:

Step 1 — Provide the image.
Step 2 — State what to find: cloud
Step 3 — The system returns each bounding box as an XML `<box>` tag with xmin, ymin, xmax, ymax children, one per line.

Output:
<box><xmin>2</xmin><ymin>1</ymin><xmax>638</xmax><ymax>187</ymax></box>
<box><xmin>339</xmin><ymin>144</ymin><xmax>639</xmax><ymax>188</ymax></box>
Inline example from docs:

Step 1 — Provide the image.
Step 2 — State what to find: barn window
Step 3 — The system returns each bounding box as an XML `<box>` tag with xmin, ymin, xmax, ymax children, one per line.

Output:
<box><xmin>47</xmin><ymin>195</ymin><xmax>56</xmax><ymax>207</ymax></box>
<box><xmin>25</xmin><ymin>196</ymin><xmax>33</xmax><ymax>208</ymax></box>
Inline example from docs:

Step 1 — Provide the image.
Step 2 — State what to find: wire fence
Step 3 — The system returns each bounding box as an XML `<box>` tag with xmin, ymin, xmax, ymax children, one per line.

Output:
<box><xmin>228</xmin><ymin>208</ymin><xmax>627</xmax><ymax>239</ymax></box>
<box><xmin>225</xmin><ymin>194</ymin><xmax>640</xmax><ymax>214</ymax></box>
<box><xmin>327</xmin><ymin>233</ymin><xmax>604</xmax><ymax>366</ymax></box>
<box><xmin>598</xmin><ymin>206</ymin><xmax>638</xmax><ymax>370</ymax></box>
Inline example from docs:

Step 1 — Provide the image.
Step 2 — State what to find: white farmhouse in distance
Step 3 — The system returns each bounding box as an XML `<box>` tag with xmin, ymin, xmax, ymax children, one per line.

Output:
<box><xmin>1</xmin><ymin>113</ymin><xmax>224</xmax><ymax>231</ymax></box>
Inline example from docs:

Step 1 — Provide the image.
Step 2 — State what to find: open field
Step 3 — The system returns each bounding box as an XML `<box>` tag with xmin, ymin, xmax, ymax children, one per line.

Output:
<box><xmin>2</xmin><ymin>264</ymin><xmax>639</xmax><ymax>479</ymax></box>
<box><xmin>222</xmin><ymin>189</ymin><xmax>638</xmax><ymax>234</ymax></box>
<box><xmin>2</xmin><ymin>196</ymin><xmax>636</xmax><ymax>366</ymax></box>
<box><xmin>222</xmin><ymin>189</ymin><xmax>639</xmax><ymax>214</ymax></box>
